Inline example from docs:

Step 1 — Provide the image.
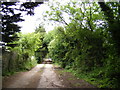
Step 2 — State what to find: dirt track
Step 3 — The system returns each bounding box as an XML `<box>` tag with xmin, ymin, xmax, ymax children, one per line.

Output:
<box><xmin>37</xmin><ymin>64</ymin><xmax>64</xmax><ymax>88</ymax></box>
<box><xmin>3</xmin><ymin>63</ymin><xmax>96</xmax><ymax>88</ymax></box>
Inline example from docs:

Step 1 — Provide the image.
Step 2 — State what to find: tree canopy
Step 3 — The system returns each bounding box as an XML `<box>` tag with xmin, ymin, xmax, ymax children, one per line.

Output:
<box><xmin>1</xmin><ymin>1</ymin><xmax>43</xmax><ymax>48</ymax></box>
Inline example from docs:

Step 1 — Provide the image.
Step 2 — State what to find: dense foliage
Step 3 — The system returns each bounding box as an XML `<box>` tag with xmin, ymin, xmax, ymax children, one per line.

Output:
<box><xmin>2</xmin><ymin>32</ymin><xmax>43</xmax><ymax>75</ymax></box>
<box><xmin>44</xmin><ymin>1</ymin><xmax>120</xmax><ymax>88</ymax></box>
<box><xmin>35</xmin><ymin>25</ymin><xmax>48</xmax><ymax>63</ymax></box>
<box><xmin>2</xmin><ymin>0</ymin><xmax>120</xmax><ymax>88</ymax></box>
<box><xmin>2</xmin><ymin>24</ymin><xmax>48</xmax><ymax>75</ymax></box>
<box><xmin>1</xmin><ymin>1</ymin><xmax>45</xmax><ymax>75</ymax></box>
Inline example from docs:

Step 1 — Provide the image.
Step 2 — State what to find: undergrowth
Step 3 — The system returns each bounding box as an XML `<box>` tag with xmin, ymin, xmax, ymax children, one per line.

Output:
<box><xmin>64</xmin><ymin>66</ymin><xmax>117</xmax><ymax>88</ymax></box>
<box><xmin>2</xmin><ymin>60</ymin><xmax>37</xmax><ymax>76</ymax></box>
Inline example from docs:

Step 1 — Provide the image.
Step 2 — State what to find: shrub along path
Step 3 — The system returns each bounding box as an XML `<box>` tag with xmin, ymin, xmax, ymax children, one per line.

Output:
<box><xmin>2</xmin><ymin>63</ymin><xmax>96</xmax><ymax>88</ymax></box>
